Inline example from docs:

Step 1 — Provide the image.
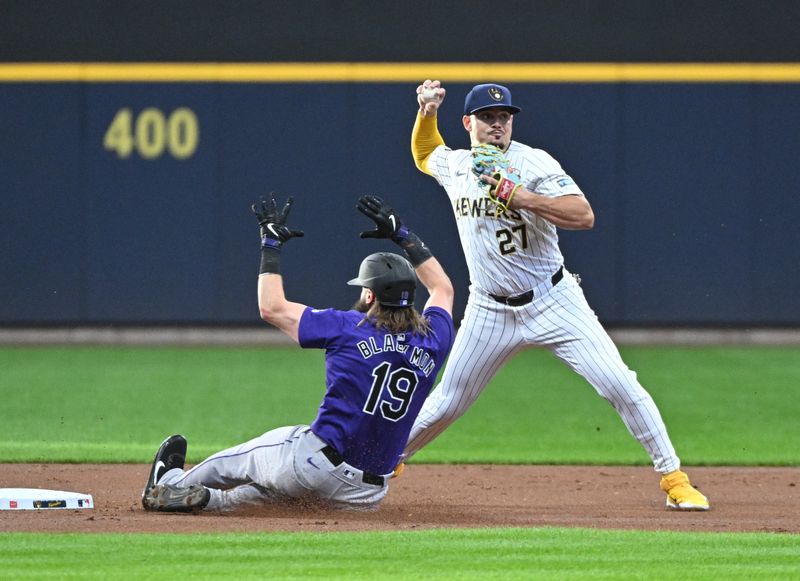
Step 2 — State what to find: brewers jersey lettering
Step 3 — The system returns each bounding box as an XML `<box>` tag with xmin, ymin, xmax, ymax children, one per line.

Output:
<box><xmin>431</xmin><ymin>141</ymin><xmax>582</xmax><ymax>296</ymax></box>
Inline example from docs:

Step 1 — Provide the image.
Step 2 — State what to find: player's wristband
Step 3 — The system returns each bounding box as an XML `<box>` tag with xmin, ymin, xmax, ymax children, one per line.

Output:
<box><xmin>391</xmin><ymin>227</ymin><xmax>433</xmax><ymax>267</ymax></box>
<box><xmin>259</xmin><ymin>243</ymin><xmax>281</xmax><ymax>275</ymax></box>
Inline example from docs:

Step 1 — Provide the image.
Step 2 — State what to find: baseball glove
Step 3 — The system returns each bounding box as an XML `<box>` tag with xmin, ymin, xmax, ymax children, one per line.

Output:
<box><xmin>471</xmin><ymin>144</ymin><xmax>523</xmax><ymax>211</ymax></box>
<box><xmin>470</xmin><ymin>144</ymin><xmax>509</xmax><ymax>177</ymax></box>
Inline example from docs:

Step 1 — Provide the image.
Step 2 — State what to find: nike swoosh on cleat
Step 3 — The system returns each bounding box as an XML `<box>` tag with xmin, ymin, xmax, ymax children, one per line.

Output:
<box><xmin>153</xmin><ymin>460</ymin><xmax>166</xmax><ymax>483</ymax></box>
<box><xmin>389</xmin><ymin>215</ymin><xmax>396</xmax><ymax>231</ymax></box>
<box><xmin>306</xmin><ymin>457</ymin><xmax>320</xmax><ymax>469</ymax></box>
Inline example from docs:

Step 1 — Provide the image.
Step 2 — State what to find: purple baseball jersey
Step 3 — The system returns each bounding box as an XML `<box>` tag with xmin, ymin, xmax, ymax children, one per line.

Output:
<box><xmin>299</xmin><ymin>305</ymin><xmax>454</xmax><ymax>475</ymax></box>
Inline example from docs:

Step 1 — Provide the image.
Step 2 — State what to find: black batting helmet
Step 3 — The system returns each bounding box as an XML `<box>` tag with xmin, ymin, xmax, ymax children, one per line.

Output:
<box><xmin>347</xmin><ymin>252</ymin><xmax>417</xmax><ymax>307</ymax></box>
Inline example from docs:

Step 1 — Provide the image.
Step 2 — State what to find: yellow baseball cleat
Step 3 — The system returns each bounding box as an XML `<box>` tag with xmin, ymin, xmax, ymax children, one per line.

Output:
<box><xmin>660</xmin><ymin>470</ymin><xmax>710</xmax><ymax>511</ymax></box>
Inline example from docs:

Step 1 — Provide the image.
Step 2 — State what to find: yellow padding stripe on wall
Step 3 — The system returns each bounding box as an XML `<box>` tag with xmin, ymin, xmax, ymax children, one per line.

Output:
<box><xmin>1</xmin><ymin>62</ymin><xmax>800</xmax><ymax>83</ymax></box>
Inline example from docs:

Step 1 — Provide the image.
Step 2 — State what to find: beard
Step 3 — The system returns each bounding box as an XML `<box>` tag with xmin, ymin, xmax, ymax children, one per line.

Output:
<box><xmin>351</xmin><ymin>297</ymin><xmax>371</xmax><ymax>313</ymax></box>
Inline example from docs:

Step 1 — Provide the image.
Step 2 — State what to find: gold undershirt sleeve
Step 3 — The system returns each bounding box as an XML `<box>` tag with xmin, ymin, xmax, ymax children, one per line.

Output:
<box><xmin>411</xmin><ymin>113</ymin><xmax>445</xmax><ymax>176</ymax></box>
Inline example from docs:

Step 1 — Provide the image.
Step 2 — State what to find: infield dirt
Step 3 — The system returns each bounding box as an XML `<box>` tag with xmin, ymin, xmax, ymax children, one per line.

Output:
<box><xmin>1</xmin><ymin>464</ymin><xmax>798</xmax><ymax>534</ymax></box>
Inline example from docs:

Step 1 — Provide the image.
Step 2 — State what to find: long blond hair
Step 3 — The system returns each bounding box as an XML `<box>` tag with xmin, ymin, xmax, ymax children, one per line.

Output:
<box><xmin>358</xmin><ymin>303</ymin><xmax>430</xmax><ymax>335</ymax></box>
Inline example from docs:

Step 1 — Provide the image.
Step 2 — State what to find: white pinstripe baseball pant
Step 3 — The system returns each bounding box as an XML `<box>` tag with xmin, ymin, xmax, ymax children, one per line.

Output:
<box><xmin>403</xmin><ymin>271</ymin><xmax>681</xmax><ymax>474</ymax></box>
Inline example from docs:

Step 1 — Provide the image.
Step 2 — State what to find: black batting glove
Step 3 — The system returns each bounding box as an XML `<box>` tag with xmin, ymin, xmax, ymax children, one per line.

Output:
<box><xmin>357</xmin><ymin>195</ymin><xmax>409</xmax><ymax>241</ymax></box>
<box><xmin>251</xmin><ymin>193</ymin><xmax>305</xmax><ymax>249</ymax></box>
<box><xmin>356</xmin><ymin>194</ymin><xmax>432</xmax><ymax>267</ymax></box>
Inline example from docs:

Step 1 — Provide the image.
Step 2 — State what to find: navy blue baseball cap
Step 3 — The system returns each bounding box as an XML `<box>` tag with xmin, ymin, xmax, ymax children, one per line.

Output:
<box><xmin>463</xmin><ymin>83</ymin><xmax>521</xmax><ymax>115</ymax></box>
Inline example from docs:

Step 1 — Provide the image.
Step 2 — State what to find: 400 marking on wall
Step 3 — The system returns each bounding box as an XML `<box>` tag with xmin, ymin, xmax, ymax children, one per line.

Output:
<box><xmin>103</xmin><ymin>107</ymin><xmax>199</xmax><ymax>160</ymax></box>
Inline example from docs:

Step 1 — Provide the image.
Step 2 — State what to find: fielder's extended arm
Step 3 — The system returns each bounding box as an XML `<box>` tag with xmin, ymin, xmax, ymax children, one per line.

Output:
<box><xmin>511</xmin><ymin>190</ymin><xmax>595</xmax><ymax>230</ymax></box>
<box><xmin>471</xmin><ymin>144</ymin><xmax>595</xmax><ymax>230</ymax></box>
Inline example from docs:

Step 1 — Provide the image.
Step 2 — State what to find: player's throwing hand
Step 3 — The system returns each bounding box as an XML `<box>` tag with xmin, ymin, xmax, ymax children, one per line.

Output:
<box><xmin>417</xmin><ymin>79</ymin><xmax>446</xmax><ymax>117</ymax></box>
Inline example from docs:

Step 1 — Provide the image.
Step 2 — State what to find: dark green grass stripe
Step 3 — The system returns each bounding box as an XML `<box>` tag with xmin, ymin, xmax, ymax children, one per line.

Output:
<box><xmin>1</xmin><ymin>528</ymin><xmax>799</xmax><ymax>580</ymax></box>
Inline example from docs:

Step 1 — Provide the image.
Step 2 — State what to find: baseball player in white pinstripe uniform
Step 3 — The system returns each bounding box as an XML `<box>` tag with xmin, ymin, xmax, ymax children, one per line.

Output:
<box><xmin>405</xmin><ymin>80</ymin><xmax>709</xmax><ymax>510</ymax></box>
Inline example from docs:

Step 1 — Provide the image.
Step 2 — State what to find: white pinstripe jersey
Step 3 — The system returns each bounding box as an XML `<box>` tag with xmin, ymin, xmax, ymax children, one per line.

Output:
<box><xmin>427</xmin><ymin>141</ymin><xmax>584</xmax><ymax>296</ymax></box>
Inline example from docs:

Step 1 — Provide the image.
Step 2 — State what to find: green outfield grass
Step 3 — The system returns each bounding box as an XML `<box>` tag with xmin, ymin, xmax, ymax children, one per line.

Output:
<box><xmin>0</xmin><ymin>345</ymin><xmax>798</xmax><ymax>465</ymax></box>
<box><xmin>1</xmin><ymin>527</ymin><xmax>799</xmax><ymax>580</ymax></box>
<box><xmin>2</xmin><ymin>345</ymin><xmax>799</xmax><ymax>579</ymax></box>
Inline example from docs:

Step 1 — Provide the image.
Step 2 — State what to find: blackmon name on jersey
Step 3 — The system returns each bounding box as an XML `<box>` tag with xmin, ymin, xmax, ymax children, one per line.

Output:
<box><xmin>356</xmin><ymin>334</ymin><xmax>437</xmax><ymax>377</ymax></box>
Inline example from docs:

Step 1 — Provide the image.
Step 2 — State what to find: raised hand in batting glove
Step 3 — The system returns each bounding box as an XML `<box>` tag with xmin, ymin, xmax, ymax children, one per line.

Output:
<box><xmin>356</xmin><ymin>195</ymin><xmax>404</xmax><ymax>240</ymax></box>
<box><xmin>251</xmin><ymin>193</ymin><xmax>305</xmax><ymax>250</ymax></box>
<box><xmin>252</xmin><ymin>193</ymin><xmax>304</xmax><ymax>275</ymax></box>
<box><xmin>356</xmin><ymin>195</ymin><xmax>433</xmax><ymax>267</ymax></box>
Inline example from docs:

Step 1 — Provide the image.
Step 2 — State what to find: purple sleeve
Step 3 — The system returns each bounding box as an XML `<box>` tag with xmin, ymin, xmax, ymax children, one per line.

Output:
<box><xmin>423</xmin><ymin>306</ymin><xmax>455</xmax><ymax>355</ymax></box>
<box><xmin>298</xmin><ymin>307</ymin><xmax>345</xmax><ymax>349</ymax></box>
